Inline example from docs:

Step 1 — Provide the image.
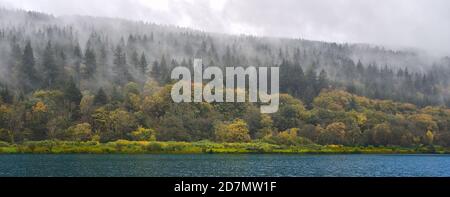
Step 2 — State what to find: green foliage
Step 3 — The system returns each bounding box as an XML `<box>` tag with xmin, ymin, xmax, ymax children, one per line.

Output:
<box><xmin>1</xmin><ymin>140</ymin><xmax>449</xmax><ymax>154</ymax></box>
<box><xmin>214</xmin><ymin>119</ymin><xmax>251</xmax><ymax>143</ymax></box>
<box><xmin>4</xmin><ymin>79</ymin><xmax>450</xmax><ymax>148</ymax></box>
<box><xmin>63</xmin><ymin>78</ymin><xmax>82</xmax><ymax>105</ymax></box>
<box><xmin>4</xmin><ymin>9</ymin><xmax>450</xmax><ymax>150</ymax></box>
<box><xmin>67</xmin><ymin>123</ymin><xmax>93</xmax><ymax>142</ymax></box>
<box><xmin>19</xmin><ymin>41</ymin><xmax>39</xmax><ymax>92</ymax></box>
<box><xmin>272</xmin><ymin>94</ymin><xmax>306</xmax><ymax>131</ymax></box>
<box><xmin>319</xmin><ymin>122</ymin><xmax>347</xmax><ymax>145</ymax></box>
<box><xmin>264</xmin><ymin>128</ymin><xmax>314</xmax><ymax>146</ymax></box>
<box><xmin>130</xmin><ymin>127</ymin><xmax>156</xmax><ymax>141</ymax></box>
<box><xmin>41</xmin><ymin>42</ymin><xmax>60</xmax><ymax>88</ymax></box>
<box><xmin>93</xmin><ymin>88</ymin><xmax>108</xmax><ymax>106</ymax></box>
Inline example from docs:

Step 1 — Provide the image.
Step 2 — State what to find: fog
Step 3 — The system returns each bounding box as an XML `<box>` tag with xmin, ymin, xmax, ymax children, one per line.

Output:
<box><xmin>1</xmin><ymin>0</ymin><xmax>449</xmax><ymax>56</ymax></box>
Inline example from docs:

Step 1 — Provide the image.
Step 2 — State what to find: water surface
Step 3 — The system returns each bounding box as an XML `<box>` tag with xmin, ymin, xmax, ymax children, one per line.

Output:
<box><xmin>0</xmin><ymin>154</ymin><xmax>449</xmax><ymax>177</ymax></box>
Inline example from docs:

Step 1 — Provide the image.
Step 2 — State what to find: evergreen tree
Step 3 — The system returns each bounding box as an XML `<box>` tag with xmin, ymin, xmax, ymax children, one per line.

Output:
<box><xmin>19</xmin><ymin>41</ymin><xmax>38</xmax><ymax>92</ymax></box>
<box><xmin>94</xmin><ymin>88</ymin><xmax>108</xmax><ymax>105</ymax></box>
<box><xmin>41</xmin><ymin>41</ymin><xmax>58</xmax><ymax>88</ymax></box>
<box><xmin>317</xmin><ymin>69</ymin><xmax>329</xmax><ymax>92</ymax></box>
<box><xmin>139</xmin><ymin>53</ymin><xmax>148</xmax><ymax>74</ymax></box>
<box><xmin>158</xmin><ymin>55</ymin><xmax>169</xmax><ymax>84</ymax></box>
<box><xmin>9</xmin><ymin>39</ymin><xmax>21</xmax><ymax>78</ymax></box>
<box><xmin>63</xmin><ymin>78</ymin><xmax>82</xmax><ymax>105</ymax></box>
<box><xmin>0</xmin><ymin>85</ymin><xmax>13</xmax><ymax>104</ymax></box>
<box><xmin>150</xmin><ymin>60</ymin><xmax>161</xmax><ymax>81</ymax></box>
<box><xmin>130</xmin><ymin>50</ymin><xmax>140</xmax><ymax>69</ymax></box>
<box><xmin>280</xmin><ymin>59</ymin><xmax>305</xmax><ymax>98</ymax></box>
<box><xmin>84</xmin><ymin>47</ymin><xmax>97</xmax><ymax>79</ymax></box>
<box><xmin>151</xmin><ymin>55</ymin><xmax>170</xmax><ymax>84</ymax></box>
<box><xmin>73</xmin><ymin>43</ymin><xmax>83</xmax><ymax>86</ymax></box>
<box><xmin>304</xmin><ymin>67</ymin><xmax>318</xmax><ymax>105</ymax></box>
<box><xmin>113</xmin><ymin>45</ymin><xmax>132</xmax><ymax>85</ymax></box>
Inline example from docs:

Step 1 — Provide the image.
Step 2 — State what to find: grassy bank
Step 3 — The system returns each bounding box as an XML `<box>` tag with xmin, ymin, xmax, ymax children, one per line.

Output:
<box><xmin>0</xmin><ymin>140</ymin><xmax>449</xmax><ymax>154</ymax></box>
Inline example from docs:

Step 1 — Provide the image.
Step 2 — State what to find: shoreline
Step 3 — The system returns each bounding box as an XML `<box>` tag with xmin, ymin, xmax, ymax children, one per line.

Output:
<box><xmin>1</xmin><ymin>140</ymin><xmax>449</xmax><ymax>154</ymax></box>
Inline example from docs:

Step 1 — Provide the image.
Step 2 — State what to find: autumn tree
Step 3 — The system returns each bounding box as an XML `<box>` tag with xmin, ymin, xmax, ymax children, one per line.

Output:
<box><xmin>319</xmin><ymin>122</ymin><xmax>347</xmax><ymax>145</ymax></box>
<box><xmin>130</xmin><ymin>127</ymin><xmax>156</xmax><ymax>141</ymax></box>
<box><xmin>214</xmin><ymin>119</ymin><xmax>251</xmax><ymax>143</ymax></box>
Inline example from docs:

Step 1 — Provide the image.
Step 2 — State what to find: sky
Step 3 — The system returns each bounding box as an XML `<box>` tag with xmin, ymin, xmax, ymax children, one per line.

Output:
<box><xmin>1</xmin><ymin>0</ymin><xmax>449</xmax><ymax>56</ymax></box>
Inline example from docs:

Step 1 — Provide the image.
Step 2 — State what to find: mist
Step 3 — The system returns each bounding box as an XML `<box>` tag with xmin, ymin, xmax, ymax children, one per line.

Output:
<box><xmin>3</xmin><ymin>0</ymin><xmax>450</xmax><ymax>150</ymax></box>
<box><xmin>1</xmin><ymin>0</ymin><xmax>449</xmax><ymax>56</ymax></box>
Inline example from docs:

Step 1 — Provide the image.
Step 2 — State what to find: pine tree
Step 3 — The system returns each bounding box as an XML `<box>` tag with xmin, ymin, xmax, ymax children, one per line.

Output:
<box><xmin>280</xmin><ymin>59</ymin><xmax>305</xmax><ymax>98</ymax></box>
<box><xmin>130</xmin><ymin>50</ymin><xmax>139</xmax><ymax>69</ymax></box>
<box><xmin>42</xmin><ymin>41</ymin><xmax>58</xmax><ymax>88</ymax></box>
<box><xmin>19</xmin><ymin>41</ymin><xmax>38</xmax><ymax>92</ymax></box>
<box><xmin>63</xmin><ymin>78</ymin><xmax>82</xmax><ymax>105</ymax></box>
<box><xmin>113</xmin><ymin>45</ymin><xmax>132</xmax><ymax>85</ymax></box>
<box><xmin>151</xmin><ymin>55</ymin><xmax>170</xmax><ymax>84</ymax></box>
<box><xmin>84</xmin><ymin>47</ymin><xmax>97</xmax><ymax>79</ymax></box>
<box><xmin>304</xmin><ymin>67</ymin><xmax>318</xmax><ymax>105</ymax></box>
<box><xmin>139</xmin><ymin>53</ymin><xmax>148</xmax><ymax>74</ymax></box>
<box><xmin>9</xmin><ymin>39</ymin><xmax>21</xmax><ymax>77</ymax></box>
<box><xmin>150</xmin><ymin>60</ymin><xmax>160</xmax><ymax>81</ymax></box>
<box><xmin>94</xmin><ymin>88</ymin><xmax>108</xmax><ymax>105</ymax></box>
<box><xmin>0</xmin><ymin>85</ymin><xmax>13</xmax><ymax>104</ymax></box>
<box><xmin>158</xmin><ymin>55</ymin><xmax>169</xmax><ymax>84</ymax></box>
<box><xmin>73</xmin><ymin>43</ymin><xmax>83</xmax><ymax>86</ymax></box>
<box><xmin>317</xmin><ymin>69</ymin><xmax>329</xmax><ymax>92</ymax></box>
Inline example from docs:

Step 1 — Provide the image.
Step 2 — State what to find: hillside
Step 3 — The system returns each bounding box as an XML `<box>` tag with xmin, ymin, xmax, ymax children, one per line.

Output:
<box><xmin>2</xmin><ymin>9</ymin><xmax>450</xmax><ymax>106</ymax></box>
<box><xmin>0</xmin><ymin>9</ymin><xmax>450</xmax><ymax>147</ymax></box>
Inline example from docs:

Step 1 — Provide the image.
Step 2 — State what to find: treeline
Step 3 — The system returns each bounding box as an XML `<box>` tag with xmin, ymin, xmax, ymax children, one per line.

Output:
<box><xmin>2</xmin><ymin>79</ymin><xmax>450</xmax><ymax>147</ymax></box>
<box><xmin>1</xmin><ymin>9</ymin><xmax>450</xmax><ymax>147</ymax></box>
<box><xmin>2</xmin><ymin>9</ymin><xmax>450</xmax><ymax>108</ymax></box>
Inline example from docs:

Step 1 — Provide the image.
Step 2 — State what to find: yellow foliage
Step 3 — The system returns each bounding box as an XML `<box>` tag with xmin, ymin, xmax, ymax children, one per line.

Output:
<box><xmin>215</xmin><ymin>119</ymin><xmax>251</xmax><ymax>143</ymax></box>
<box><xmin>0</xmin><ymin>105</ymin><xmax>12</xmax><ymax>113</ymax></box>
<box><xmin>425</xmin><ymin>130</ymin><xmax>434</xmax><ymax>145</ymax></box>
<box><xmin>131</xmin><ymin>127</ymin><xmax>156</xmax><ymax>141</ymax></box>
<box><xmin>409</xmin><ymin>113</ymin><xmax>438</xmax><ymax>131</ymax></box>
<box><xmin>32</xmin><ymin>101</ymin><xmax>48</xmax><ymax>113</ymax></box>
<box><xmin>355</xmin><ymin>113</ymin><xmax>367</xmax><ymax>127</ymax></box>
<box><xmin>128</xmin><ymin>93</ymin><xmax>142</xmax><ymax>110</ymax></box>
<box><xmin>313</xmin><ymin>90</ymin><xmax>353</xmax><ymax>111</ymax></box>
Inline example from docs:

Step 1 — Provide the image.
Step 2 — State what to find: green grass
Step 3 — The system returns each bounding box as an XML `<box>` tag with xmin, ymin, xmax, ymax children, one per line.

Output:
<box><xmin>0</xmin><ymin>140</ymin><xmax>449</xmax><ymax>154</ymax></box>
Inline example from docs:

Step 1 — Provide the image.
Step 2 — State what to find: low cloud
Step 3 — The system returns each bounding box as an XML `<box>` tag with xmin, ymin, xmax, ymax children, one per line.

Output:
<box><xmin>1</xmin><ymin>0</ymin><xmax>449</xmax><ymax>56</ymax></box>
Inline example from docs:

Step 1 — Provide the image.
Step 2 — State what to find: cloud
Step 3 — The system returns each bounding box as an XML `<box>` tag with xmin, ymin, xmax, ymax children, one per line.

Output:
<box><xmin>1</xmin><ymin>0</ymin><xmax>449</xmax><ymax>56</ymax></box>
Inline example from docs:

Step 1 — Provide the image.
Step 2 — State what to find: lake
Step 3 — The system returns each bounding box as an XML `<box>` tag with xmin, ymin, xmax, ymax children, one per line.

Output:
<box><xmin>0</xmin><ymin>154</ymin><xmax>449</xmax><ymax>177</ymax></box>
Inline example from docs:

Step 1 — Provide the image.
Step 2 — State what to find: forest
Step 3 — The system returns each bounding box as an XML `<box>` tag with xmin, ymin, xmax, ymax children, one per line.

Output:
<box><xmin>1</xmin><ymin>9</ymin><xmax>450</xmax><ymax>150</ymax></box>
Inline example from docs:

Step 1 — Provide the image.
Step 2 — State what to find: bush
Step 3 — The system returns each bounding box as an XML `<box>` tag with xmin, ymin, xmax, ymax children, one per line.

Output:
<box><xmin>67</xmin><ymin>123</ymin><xmax>93</xmax><ymax>142</ymax></box>
<box><xmin>214</xmin><ymin>119</ymin><xmax>251</xmax><ymax>143</ymax></box>
<box><xmin>146</xmin><ymin>142</ymin><xmax>163</xmax><ymax>152</ymax></box>
<box><xmin>264</xmin><ymin>128</ymin><xmax>315</xmax><ymax>146</ymax></box>
<box><xmin>130</xmin><ymin>127</ymin><xmax>156</xmax><ymax>141</ymax></box>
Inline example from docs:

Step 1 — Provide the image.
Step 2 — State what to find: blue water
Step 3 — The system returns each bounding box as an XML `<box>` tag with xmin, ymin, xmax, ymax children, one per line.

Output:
<box><xmin>0</xmin><ymin>154</ymin><xmax>449</xmax><ymax>177</ymax></box>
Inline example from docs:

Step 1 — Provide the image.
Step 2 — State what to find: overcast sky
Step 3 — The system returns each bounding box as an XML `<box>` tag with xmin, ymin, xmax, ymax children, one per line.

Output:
<box><xmin>1</xmin><ymin>0</ymin><xmax>449</xmax><ymax>56</ymax></box>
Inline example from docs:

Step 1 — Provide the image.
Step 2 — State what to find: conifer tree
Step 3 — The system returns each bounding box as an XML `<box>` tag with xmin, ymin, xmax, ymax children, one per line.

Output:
<box><xmin>94</xmin><ymin>88</ymin><xmax>108</xmax><ymax>106</ymax></box>
<box><xmin>84</xmin><ymin>47</ymin><xmax>97</xmax><ymax>79</ymax></box>
<box><xmin>42</xmin><ymin>41</ymin><xmax>58</xmax><ymax>88</ymax></box>
<box><xmin>19</xmin><ymin>41</ymin><xmax>38</xmax><ymax>92</ymax></box>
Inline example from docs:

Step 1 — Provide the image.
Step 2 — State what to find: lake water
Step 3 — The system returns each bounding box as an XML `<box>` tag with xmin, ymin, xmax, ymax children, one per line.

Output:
<box><xmin>0</xmin><ymin>154</ymin><xmax>449</xmax><ymax>177</ymax></box>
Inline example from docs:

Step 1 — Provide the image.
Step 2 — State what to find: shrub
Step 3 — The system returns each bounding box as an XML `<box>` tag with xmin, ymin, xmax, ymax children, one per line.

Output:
<box><xmin>67</xmin><ymin>123</ymin><xmax>93</xmax><ymax>142</ymax></box>
<box><xmin>264</xmin><ymin>128</ymin><xmax>314</xmax><ymax>146</ymax></box>
<box><xmin>130</xmin><ymin>127</ymin><xmax>156</xmax><ymax>141</ymax></box>
<box><xmin>214</xmin><ymin>119</ymin><xmax>251</xmax><ymax>143</ymax></box>
<box><xmin>146</xmin><ymin>142</ymin><xmax>163</xmax><ymax>152</ymax></box>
